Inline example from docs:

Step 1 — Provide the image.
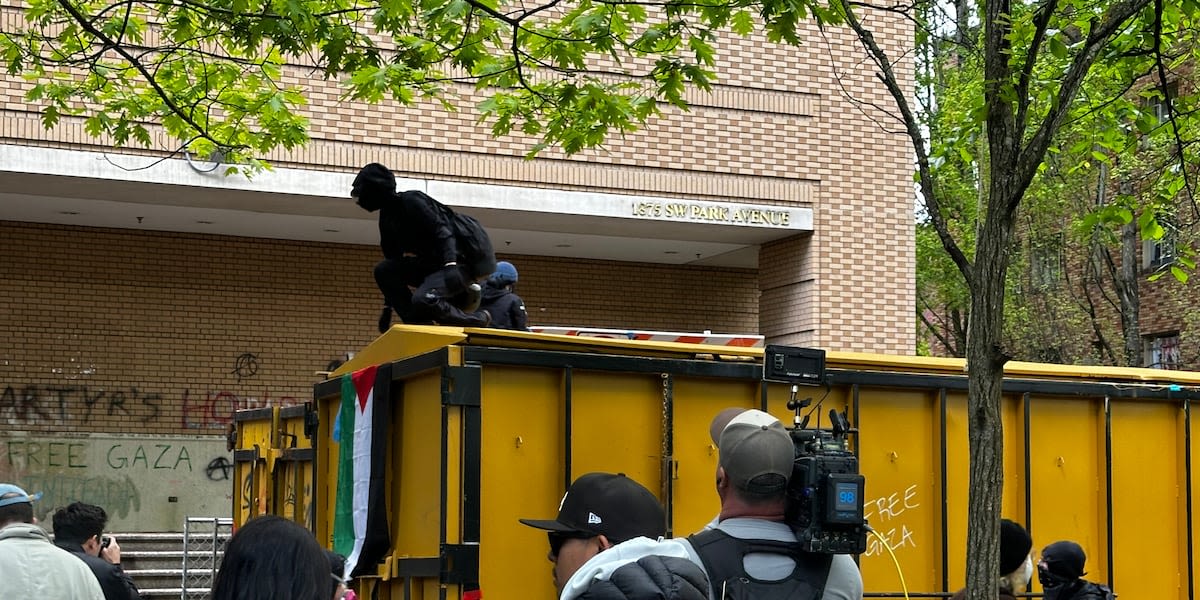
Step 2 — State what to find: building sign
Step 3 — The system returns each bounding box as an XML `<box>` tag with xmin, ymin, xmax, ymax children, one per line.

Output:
<box><xmin>631</xmin><ymin>201</ymin><xmax>793</xmax><ymax>226</ymax></box>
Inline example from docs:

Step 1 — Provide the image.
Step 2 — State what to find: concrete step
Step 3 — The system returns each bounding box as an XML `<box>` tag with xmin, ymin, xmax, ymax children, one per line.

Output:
<box><xmin>135</xmin><ymin>587</ymin><xmax>213</xmax><ymax>599</ymax></box>
<box><xmin>111</xmin><ymin>529</ymin><xmax>231</xmax><ymax>599</ymax></box>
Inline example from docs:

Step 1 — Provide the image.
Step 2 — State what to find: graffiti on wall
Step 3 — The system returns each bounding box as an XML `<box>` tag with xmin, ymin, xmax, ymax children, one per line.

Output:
<box><xmin>0</xmin><ymin>385</ymin><xmax>300</xmax><ymax>429</ymax></box>
<box><xmin>0</xmin><ymin>435</ymin><xmax>232</xmax><ymax>531</ymax></box>
<box><xmin>0</xmin><ymin>352</ymin><xmax>329</xmax><ymax>429</ymax></box>
<box><xmin>863</xmin><ymin>483</ymin><xmax>920</xmax><ymax>557</ymax></box>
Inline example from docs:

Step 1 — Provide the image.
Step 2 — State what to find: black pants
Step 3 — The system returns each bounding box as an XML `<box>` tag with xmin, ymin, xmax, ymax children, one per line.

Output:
<box><xmin>374</xmin><ymin>258</ymin><xmax>487</xmax><ymax>326</ymax></box>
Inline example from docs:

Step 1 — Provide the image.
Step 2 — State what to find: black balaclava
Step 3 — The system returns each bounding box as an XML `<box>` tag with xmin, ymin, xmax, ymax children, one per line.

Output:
<box><xmin>351</xmin><ymin>163</ymin><xmax>397</xmax><ymax>212</ymax></box>
<box><xmin>1038</xmin><ymin>540</ymin><xmax>1087</xmax><ymax>600</ymax></box>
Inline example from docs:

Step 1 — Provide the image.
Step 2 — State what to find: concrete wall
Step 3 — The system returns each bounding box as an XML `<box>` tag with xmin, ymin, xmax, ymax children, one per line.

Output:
<box><xmin>0</xmin><ymin>433</ymin><xmax>230</xmax><ymax>531</ymax></box>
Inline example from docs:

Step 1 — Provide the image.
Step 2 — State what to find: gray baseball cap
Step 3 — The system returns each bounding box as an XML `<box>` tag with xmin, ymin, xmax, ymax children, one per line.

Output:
<box><xmin>717</xmin><ymin>409</ymin><xmax>794</xmax><ymax>494</ymax></box>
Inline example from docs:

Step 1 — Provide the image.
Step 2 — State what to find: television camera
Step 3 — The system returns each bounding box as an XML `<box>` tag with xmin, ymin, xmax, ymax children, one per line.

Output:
<box><xmin>764</xmin><ymin>345</ymin><xmax>868</xmax><ymax>554</ymax></box>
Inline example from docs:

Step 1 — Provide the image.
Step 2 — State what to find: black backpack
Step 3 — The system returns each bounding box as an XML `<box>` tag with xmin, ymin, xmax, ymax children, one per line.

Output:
<box><xmin>688</xmin><ymin>529</ymin><xmax>832</xmax><ymax>600</ymax></box>
<box><xmin>413</xmin><ymin>191</ymin><xmax>497</xmax><ymax>280</ymax></box>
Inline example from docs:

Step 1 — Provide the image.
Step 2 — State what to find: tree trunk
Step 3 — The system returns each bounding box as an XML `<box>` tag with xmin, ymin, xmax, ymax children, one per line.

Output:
<box><xmin>1117</xmin><ymin>221</ymin><xmax>1141</xmax><ymax>366</ymax></box>
<box><xmin>963</xmin><ymin>192</ymin><xmax>1016</xmax><ymax>600</ymax></box>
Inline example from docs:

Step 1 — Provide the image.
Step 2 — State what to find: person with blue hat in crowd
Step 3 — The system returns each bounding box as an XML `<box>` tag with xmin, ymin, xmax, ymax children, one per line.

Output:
<box><xmin>480</xmin><ymin>261</ymin><xmax>529</xmax><ymax>331</ymax></box>
<box><xmin>0</xmin><ymin>482</ymin><xmax>105</xmax><ymax>599</ymax></box>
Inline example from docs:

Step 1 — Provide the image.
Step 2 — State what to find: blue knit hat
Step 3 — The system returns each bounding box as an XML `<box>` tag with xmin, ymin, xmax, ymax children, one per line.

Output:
<box><xmin>490</xmin><ymin>261</ymin><xmax>518</xmax><ymax>285</ymax></box>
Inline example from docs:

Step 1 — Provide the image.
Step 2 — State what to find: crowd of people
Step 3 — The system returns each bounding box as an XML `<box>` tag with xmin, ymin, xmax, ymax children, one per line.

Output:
<box><xmin>0</xmin><ymin>408</ymin><xmax>1118</xmax><ymax>600</ymax></box>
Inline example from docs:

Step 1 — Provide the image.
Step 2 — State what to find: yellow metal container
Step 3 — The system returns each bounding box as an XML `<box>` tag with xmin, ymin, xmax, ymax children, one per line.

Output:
<box><xmin>233</xmin><ymin>326</ymin><xmax>1200</xmax><ymax>599</ymax></box>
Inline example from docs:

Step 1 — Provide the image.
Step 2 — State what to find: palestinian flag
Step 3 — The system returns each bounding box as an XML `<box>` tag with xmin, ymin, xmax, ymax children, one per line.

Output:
<box><xmin>333</xmin><ymin>363</ymin><xmax>392</xmax><ymax>577</ymax></box>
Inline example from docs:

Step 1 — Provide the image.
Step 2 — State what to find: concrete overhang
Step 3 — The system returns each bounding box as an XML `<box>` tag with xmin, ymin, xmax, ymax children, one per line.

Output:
<box><xmin>0</xmin><ymin>145</ymin><xmax>812</xmax><ymax>268</ymax></box>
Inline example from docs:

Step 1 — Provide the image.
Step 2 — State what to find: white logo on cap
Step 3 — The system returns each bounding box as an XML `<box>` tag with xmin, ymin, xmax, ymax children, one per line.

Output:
<box><xmin>587</xmin><ymin>512</ymin><xmax>602</xmax><ymax>524</ymax></box>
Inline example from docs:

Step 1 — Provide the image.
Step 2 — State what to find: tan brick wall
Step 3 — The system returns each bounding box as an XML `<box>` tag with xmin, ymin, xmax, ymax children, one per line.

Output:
<box><xmin>0</xmin><ymin>10</ymin><xmax>915</xmax><ymax>354</ymax></box>
<box><xmin>0</xmin><ymin>221</ymin><xmax>758</xmax><ymax>436</ymax></box>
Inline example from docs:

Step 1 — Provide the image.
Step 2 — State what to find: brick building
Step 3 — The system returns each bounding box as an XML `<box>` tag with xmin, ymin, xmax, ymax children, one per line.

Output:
<box><xmin>0</xmin><ymin>17</ymin><xmax>914</xmax><ymax>529</ymax></box>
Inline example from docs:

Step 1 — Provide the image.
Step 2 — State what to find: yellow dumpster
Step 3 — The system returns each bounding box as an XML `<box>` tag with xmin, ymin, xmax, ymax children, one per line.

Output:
<box><xmin>232</xmin><ymin>326</ymin><xmax>1200</xmax><ymax>599</ymax></box>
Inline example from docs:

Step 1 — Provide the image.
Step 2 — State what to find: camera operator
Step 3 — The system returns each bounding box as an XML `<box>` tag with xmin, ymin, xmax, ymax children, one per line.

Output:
<box><xmin>680</xmin><ymin>409</ymin><xmax>863</xmax><ymax>600</ymax></box>
<box><xmin>52</xmin><ymin>501</ymin><xmax>141</xmax><ymax>600</ymax></box>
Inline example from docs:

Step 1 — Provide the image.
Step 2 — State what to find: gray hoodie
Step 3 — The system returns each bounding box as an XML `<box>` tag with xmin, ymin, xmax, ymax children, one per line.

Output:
<box><xmin>0</xmin><ymin>521</ymin><xmax>105</xmax><ymax>600</ymax></box>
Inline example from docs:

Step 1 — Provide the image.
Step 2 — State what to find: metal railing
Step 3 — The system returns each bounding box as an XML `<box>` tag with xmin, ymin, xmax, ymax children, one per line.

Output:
<box><xmin>181</xmin><ymin>517</ymin><xmax>233</xmax><ymax>600</ymax></box>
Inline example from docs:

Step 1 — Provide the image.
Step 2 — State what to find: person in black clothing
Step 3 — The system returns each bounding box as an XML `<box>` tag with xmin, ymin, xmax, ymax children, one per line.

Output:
<box><xmin>1038</xmin><ymin>540</ymin><xmax>1115</xmax><ymax>600</ymax></box>
<box><xmin>351</xmin><ymin>163</ymin><xmax>491</xmax><ymax>331</ymax></box>
<box><xmin>51</xmin><ymin>501</ymin><xmax>140</xmax><ymax>600</ymax></box>
<box><xmin>520</xmin><ymin>472</ymin><xmax>709</xmax><ymax>600</ymax></box>
<box><xmin>480</xmin><ymin>261</ymin><xmax>529</xmax><ymax>331</ymax></box>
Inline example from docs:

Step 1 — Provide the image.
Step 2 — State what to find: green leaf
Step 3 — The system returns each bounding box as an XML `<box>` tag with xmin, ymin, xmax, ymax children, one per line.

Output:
<box><xmin>1048</xmin><ymin>36</ymin><xmax>1068</xmax><ymax>60</ymax></box>
<box><xmin>1171</xmin><ymin>266</ymin><xmax>1188</xmax><ymax>283</ymax></box>
<box><xmin>731</xmin><ymin>11</ymin><xmax>754</xmax><ymax>36</ymax></box>
<box><xmin>1135</xmin><ymin>114</ymin><xmax>1156</xmax><ymax>134</ymax></box>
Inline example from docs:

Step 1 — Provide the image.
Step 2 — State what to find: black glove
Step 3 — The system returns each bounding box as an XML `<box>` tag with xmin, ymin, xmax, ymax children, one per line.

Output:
<box><xmin>441</xmin><ymin>265</ymin><xmax>466</xmax><ymax>294</ymax></box>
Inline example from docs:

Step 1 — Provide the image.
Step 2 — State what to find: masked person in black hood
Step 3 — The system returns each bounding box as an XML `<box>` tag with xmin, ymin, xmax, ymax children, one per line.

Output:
<box><xmin>351</xmin><ymin>163</ymin><xmax>492</xmax><ymax>331</ymax></box>
<box><xmin>1038</xmin><ymin>541</ymin><xmax>1116</xmax><ymax>600</ymax></box>
<box><xmin>479</xmin><ymin>261</ymin><xmax>528</xmax><ymax>331</ymax></box>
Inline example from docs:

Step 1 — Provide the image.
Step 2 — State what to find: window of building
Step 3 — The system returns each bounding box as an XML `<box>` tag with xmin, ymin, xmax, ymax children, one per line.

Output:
<box><xmin>1139</xmin><ymin>81</ymin><xmax>1178</xmax><ymax>150</ymax></box>
<box><xmin>1144</xmin><ymin>332</ymin><xmax>1181</xmax><ymax>369</ymax></box>
<box><xmin>1031</xmin><ymin>236</ymin><xmax>1063</xmax><ymax>288</ymax></box>
<box><xmin>1149</xmin><ymin>81</ymin><xmax>1178</xmax><ymax>123</ymax></box>
<box><xmin>1142</xmin><ymin>222</ymin><xmax>1177</xmax><ymax>270</ymax></box>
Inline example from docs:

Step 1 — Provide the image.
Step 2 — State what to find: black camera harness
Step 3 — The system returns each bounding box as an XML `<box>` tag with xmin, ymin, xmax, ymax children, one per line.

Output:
<box><xmin>688</xmin><ymin>528</ymin><xmax>832</xmax><ymax>600</ymax></box>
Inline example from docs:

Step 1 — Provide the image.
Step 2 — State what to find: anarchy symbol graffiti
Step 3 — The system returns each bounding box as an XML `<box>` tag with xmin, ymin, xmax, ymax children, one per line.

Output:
<box><xmin>231</xmin><ymin>353</ymin><xmax>259</xmax><ymax>382</ymax></box>
<box><xmin>206</xmin><ymin>456</ymin><xmax>234</xmax><ymax>481</ymax></box>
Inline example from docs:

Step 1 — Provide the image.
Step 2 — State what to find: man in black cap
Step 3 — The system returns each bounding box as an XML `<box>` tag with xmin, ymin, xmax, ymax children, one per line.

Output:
<box><xmin>520</xmin><ymin>472</ymin><xmax>708</xmax><ymax>600</ymax></box>
<box><xmin>351</xmin><ymin>162</ymin><xmax>492</xmax><ymax>331</ymax></box>
<box><xmin>1038</xmin><ymin>541</ymin><xmax>1115</xmax><ymax>600</ymax></box>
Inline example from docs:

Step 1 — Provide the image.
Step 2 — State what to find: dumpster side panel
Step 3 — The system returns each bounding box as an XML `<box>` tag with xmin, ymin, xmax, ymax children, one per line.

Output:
<box><xmin>856</xmin><ymin>387</ymin><xmax>941</xmax><ymax>594</ymax></box>
<box><xmin>276</xmin><ymin>405</ymin><xmax>314</xmax><ymax>527</ymax></box>
<box><xmin>479</xmin><ymin>366</ymin><xmax>565</xmax><ymax>599</ymax></box>
<box><xmin>1110</xmin><ymin>400</ymin><xmax>1184</xmax><ymax>598</ymax></box>
<box><xmin>393</xmin><ymin>371</ymin><xmax>444</xmax><ymax>558</ymax></box>
<box><xmin>1027</xmin><ymin>396</ymin><xmax>1104</xmax><ymax>574</ymax></box>
<box><xmin>315</xmin><ymin>386</ymin><xmax>342</xmax><ymax>546</ymax></box>
<box><xmin>232</xmin><ymin>408</ymin><xmax>277</xmax><ymax>528</ymax></box>
<box><xmin>569</xmin><ymin>372</ymin><xmax>664</xmax><ymax>492</ymax></box>
<box><xmin>671</xmin><ymin>377</ymin><xmax>760</xmax><ymax>536</ymax></box>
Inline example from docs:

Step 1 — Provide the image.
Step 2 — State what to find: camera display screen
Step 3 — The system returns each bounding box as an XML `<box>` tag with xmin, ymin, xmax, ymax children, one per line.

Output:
<box><xmin>833</xmin><ymin>482</ymin><xmax>858</xmax><ymax>512</ymax></box>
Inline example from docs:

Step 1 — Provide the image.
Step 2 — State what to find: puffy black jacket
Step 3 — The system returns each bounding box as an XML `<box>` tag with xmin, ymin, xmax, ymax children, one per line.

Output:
<box><xmin>576</xmin><ymin>555</ymin><xmax>709</xmax><ymax>600</ymax></box>
<box><xmin>480</xmin><ymin>282</ymin><xmax>528</xmax><ymax>330</ymax></box>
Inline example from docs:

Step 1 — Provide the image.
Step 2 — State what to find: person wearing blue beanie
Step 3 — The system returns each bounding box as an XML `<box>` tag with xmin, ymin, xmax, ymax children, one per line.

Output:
<box><xmin>480</xmin><ymin>261</ymin><xmax>529</xmax><ymax>331</ymax></box>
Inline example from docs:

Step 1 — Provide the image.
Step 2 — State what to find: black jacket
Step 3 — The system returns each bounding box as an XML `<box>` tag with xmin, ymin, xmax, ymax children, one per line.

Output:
<box><xmin>480</xmin><ymin>282</ymin><xmax>528</xmax><ymax>330</ymax></box>
<box><xmin>1046</xmin><ymin>581</ymin><xmax>1115</xmax><ymax>600</ymax></box>
<box><xmin>55</xmin><ymin>542</ymin><xmax>141</xmax><ymax>600</ymax></box>
<box><xmin>377</xmin><ymin>193</ymin><xmax>457</xmax><ymax>269</ymax></box>
<box><xmin>576</xmin><ymin>555</ymin><xmax>709</xmax><ymax>600</ymax></box>
<box><xmin>353</xmin><ymin>163</ymin><xmax>457</xmax><ymax>268</ymax></box>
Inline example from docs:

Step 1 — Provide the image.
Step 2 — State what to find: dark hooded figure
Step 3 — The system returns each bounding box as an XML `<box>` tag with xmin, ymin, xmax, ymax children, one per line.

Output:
<box><xmin>479</xmin><ymin>261</ymin><xmax>529</xmax><ymax>331</ymax></box>
<box><xmin>1038</xmin><ymin>541</ymin><xmax>1115</xmax><ymax>600</ymax></box>
<box><xmin>351</xmin><ymin>163</ymin><xmax>491</xmax><ymax>331</ymax></box>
